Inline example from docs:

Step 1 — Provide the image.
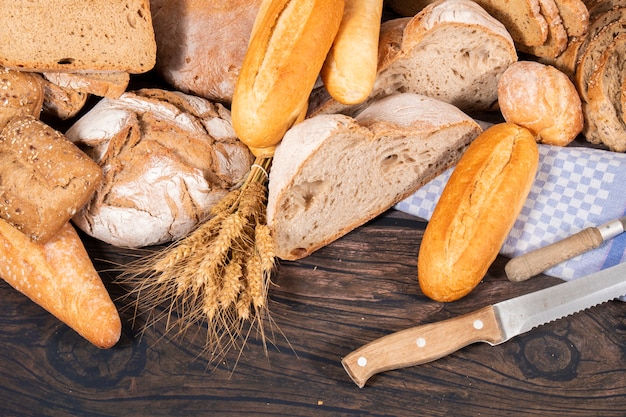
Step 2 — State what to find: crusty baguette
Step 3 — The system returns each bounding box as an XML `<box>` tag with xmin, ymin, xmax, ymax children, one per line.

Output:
<box><xmin>267</xmin><ymin>93</ymin><xmax>482</xmax><ymax>260</ymax></box>
<box><xmin>231</xmin><ymin>0</ymin><xmax>344</xmax><ymax>157</ymax></box>
<box><xmin>320</xmin><ymin>0</ymin><xmax>383</xmax><ymax>105</ymax></box>
<box><xmin>497</xmin><ymin>60</ymin><xmax>583</xmax><ymax>146</ymax></box>
<box><xmin>0</xmin><ymin>0</ymin><xmax>156</xmax><ymax>74</ymax></box>
<box><xmin>0</xmin><ymin>115</ymin><xmax>102</xmax><ymax>242</ymax></box>
<box><xmin>418</xmin><ymin>123</ymin><xmax>539</xmax><ymax>302</ymax></box>
<box><xmin>0</xmin><ymin>220</ymin><xmax>121</xmax><ymax>348</ymax></box>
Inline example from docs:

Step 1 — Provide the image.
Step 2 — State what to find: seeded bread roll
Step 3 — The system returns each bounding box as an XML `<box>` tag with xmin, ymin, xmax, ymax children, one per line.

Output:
<box><xmin>418</xmin><ymin>123</ymin><xmax>539</xmax><ymax>302</ymax></box>
<box><xmin>0</xmin><ymin>67</ymin><xmax>44</xmax><ymax>129</ymax></box>
<box><xmin>0</xmin><ymin>115</ymin><xmax>103</xmax><ymax>242</ymax></box>
<box><xmin>498</xmin><ymin>61</ymin><xmax>583</xmax><ymax>146</ymax></box>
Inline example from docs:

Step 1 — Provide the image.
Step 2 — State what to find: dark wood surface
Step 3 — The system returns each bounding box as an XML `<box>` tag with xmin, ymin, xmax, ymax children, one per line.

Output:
<box><xmin>0</xmin><ymin>209</ymin><xmax>624</xmax><ymax>417</ymax></box>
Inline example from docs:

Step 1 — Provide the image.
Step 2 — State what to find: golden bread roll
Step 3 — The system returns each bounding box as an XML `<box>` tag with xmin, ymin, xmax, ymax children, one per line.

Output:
<box><xmin>418</xmin><ymin>123</ymin><xmax>539</xmax><ymax>302</ymax></box>
<box><xmin>498</xmin><ymin>60</ymin><xmax>583</xmax><ymax>146</ymax></box>
<box><xmin>231</xmin><ymin>0</ymin><xmax>344</xmax><ymax>157</ymax></box>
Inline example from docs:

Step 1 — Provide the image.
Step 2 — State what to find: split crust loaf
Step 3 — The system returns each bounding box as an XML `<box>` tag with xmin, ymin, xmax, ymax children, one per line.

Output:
<box><xmin>267</xmin><ymin>93</ymin><xmax>482</xmax><ymax>260</ymax></box>
<box><xmin>418</xmin><ymin>123</ymin><xmax>539</xmax><ymax>302</ymax></box>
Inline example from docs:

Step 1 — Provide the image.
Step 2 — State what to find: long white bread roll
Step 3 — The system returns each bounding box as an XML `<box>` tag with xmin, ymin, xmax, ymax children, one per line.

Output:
<box><xmin>418</xmin><ymin>123</ymin><xmax>539</xmax><ymax>302</ymax></box>
<box><xmin>321</xmin><ymin>0</ymin><xmax>384</xmax><ymax>105</ymax></box>
<box><xmin>267</xmin><ymin>93</ymin><xmax>482</xmax><ymax>260</ymax></box>
<box><xmin>231</xmin><ymin>0</ymin><xmax>345</xmax><ymax>157</ymax></box>
<box><xmin>0</xmin><ymin>220</ymin><xmax>121</xmax><ymax>349</ymax></box>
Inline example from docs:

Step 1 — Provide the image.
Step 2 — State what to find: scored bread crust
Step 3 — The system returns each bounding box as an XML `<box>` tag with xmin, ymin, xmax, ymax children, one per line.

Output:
<box><xmin>267</xmin><ymin>93</ymin><xmax>482</xmax><ymax>260</ymax></box>
<box><xmin>418</xmin><ymin>123</ymin><xmax>539</xmax><ymax>302</ymax></box>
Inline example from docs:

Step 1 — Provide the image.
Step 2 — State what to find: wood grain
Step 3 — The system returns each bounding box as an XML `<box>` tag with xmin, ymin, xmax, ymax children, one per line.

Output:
<box><xmin>0</xmin><ymin>209</ymin><xmax>624</xmax><ymax>417</ymax></box>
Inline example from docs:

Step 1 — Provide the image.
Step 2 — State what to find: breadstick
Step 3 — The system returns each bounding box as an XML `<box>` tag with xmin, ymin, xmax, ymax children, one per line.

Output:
<box><xmin>321</xmin><ymin>0</ymin><xmax>384</xmax><ymax>105</ymax></box>
<box><xmin>0</xmin><ymin>220</ymin><xmax>121</xmax><ymax>348</ymax></box>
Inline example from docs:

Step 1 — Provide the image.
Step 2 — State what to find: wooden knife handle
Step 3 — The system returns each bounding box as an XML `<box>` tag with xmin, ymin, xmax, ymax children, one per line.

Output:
<box><xmin>505</xmin><ymin>227</ymin><xmax>603</xmax><ymax>282</ymax></box>
<box><xmin>341</xmin><ymin>306</ymin><xmax>504</xmax><ymax>388</ymax></box>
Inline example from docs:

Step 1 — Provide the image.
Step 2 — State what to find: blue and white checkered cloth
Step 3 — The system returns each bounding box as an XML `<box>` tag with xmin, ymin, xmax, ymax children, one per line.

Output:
<box><xmin>395</xmin><ymin>144</ymin><xmax>626</xmax><ymax>282</ymax></box>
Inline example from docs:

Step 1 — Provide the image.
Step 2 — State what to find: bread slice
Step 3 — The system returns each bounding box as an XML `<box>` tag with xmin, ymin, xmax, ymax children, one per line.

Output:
<box><xmin>267</xmin><ymin>93</ymin><xmax>482</xmax><ymax>260</ymax></box>
<box><xmin>41</xmin><ymin>80</ymin><xmax>89</xmax><ymax>121</ymax></box>
<box><xmin>518</xmin><ymin>0</ymin><xmax>569</xmax><ymax>59</ymax></box>
<box><xmin>309</xmin><ymin>0</ymin><xmax>517</xmax><ymax>117</ymax></box>
<box><xmin>0</xmin><ymin>0</ymin><xmax>156</xmax><ymax>73</ymax></box>
<box><xmin>42</xmin><ymin>71</ymin><xmax>130</xmax><ymax>99</ymax></box>
<box><xmin>553</xmin><ymin>0</ymin><xmax>589</xmax><ymax>37</ymax></box>
<box><xmin>583</xmin><ymin>33</ymin><xmax>626</xmax><ymax>151</ymax></box>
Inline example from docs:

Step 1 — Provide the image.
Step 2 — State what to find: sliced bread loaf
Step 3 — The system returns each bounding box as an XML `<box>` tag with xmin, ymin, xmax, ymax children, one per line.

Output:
<box><xmin>518</xmin><ymin>0</ymin><xmax>569</xmax><ymax>59</ymax></box>
<box><xmin>267</xmin><ymin>93</ymin><xmax>482</xmax><ymax>260</ymax></box>
<box><xmin>309</xmin><ymin>0</ymin><xmax>517</xmax><ymax>117</ymax></box>
<box><xmin>0</xmin><ymin>0</ymin><xmax>156</xmax><ymax>73</ymax></box>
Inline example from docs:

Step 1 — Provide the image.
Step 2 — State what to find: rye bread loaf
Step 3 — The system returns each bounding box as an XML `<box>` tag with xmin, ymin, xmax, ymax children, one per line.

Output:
<box><xmin>583</xmin><ymin>33</ymin><xmax>626</xmax><ymax>151</ymax></box>
<box><xmin>267</xmin><ymin>93</ymin><xmax>482</xmax><ymax>260</ymax></box>
<box><xmin>150</xmin><ymin>0</ymin><xmax>262</xmax><ymax>104</ymax></box>
<box><xmin>309</xmin><ymin>0</ymin><xmax>517</xmax><ymax>117</ymax></box>
<box><xmin>65</xmin><ymin>89</ymin><xmax>254</xmax><ymax>248</ymax></box>
<box><xmin>0</xmin><ymin>115</ymin><xmax>103</xmax><ymax>242</ymax></box>
<box><xmin>0</xmin><ymin>67</ymin><xmax>44</xmax><ymax>129</ymax></box>
<box><xmin>0</xmin><ymin>0</ymin><xmax>156</xmax><ymax>74</ymax></box>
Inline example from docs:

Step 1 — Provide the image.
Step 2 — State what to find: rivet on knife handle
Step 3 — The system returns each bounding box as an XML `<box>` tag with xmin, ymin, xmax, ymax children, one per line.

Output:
<box><xmin>341</xmin><ymin>306</ymin><xmax>504</xmax><ymax>388</ymax></box>
<box><xmin>505</xmin><ymin>217</ymin><xmax>626</xmax><ymax>282</ymax></box>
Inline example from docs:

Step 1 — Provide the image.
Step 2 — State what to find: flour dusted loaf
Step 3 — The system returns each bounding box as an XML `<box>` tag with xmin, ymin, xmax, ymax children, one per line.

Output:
<box><xmin>66</xmin><ymin>89</ymin><xmax>254</xmax><ymax>248</ymax></box>
<box><xmin>150</xmin><ymin>0</ymin><xmax>262</xmax><ymax>104</ymax></box>
<box><xmin>0</xmin><ymin>115</ymin><xmax>102</xmax><ymax>242</ymax></box>
<box><xmin>0</xmin><ymin>0</ymin><xmax>156</xmax><ymax>73</ymax></box>
<box><xmin>267</xmin><ymin>93</ymin><xmax>482</xmax><ymax>260</ymax></box>
<box><xmin>309</xmin><ymin>0</ymin><xmax>517</xmax><ymax>117</ymax></box>
<box><xmin>498</xmin><ymin>60</ymin><xmax>583</xmax><ymax>146</ymax></box>
<box><xmin>418</xmin><ymin>123</ymin><xmax>539</xmax><ymax>302</ymax></box>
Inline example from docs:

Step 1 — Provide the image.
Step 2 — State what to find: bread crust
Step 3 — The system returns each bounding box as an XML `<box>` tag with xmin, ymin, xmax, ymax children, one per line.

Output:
<box><xmin>498</xmin><ymin>60</ymin><xmax>583</xmax><ymax>146</ymax></box>
<box><xmin>0</xmin><ymin>67</ymin><xmax>44</xmax><ymax>129</ymax></box>
<box><xmin>418</xmin><ymin>123</ymin><xmax>539</xmax><ymax>302</ymax></box>
<box><xmin>231</xmin><ymin>0</ymin><xmax>344</xmax><ymax>157</ymax></box>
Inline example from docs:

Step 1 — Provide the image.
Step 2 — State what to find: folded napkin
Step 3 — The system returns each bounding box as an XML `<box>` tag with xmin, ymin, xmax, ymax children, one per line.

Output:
<box><xmin>396</xmin><ymin>144</ymin><xmax>626</xmax><ymax>284</ymax></box>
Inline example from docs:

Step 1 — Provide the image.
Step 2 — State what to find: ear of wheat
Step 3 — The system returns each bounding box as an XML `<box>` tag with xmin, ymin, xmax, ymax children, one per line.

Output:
<box><xmin>116</xmin><ymin>156</ymin><xmax>277</xmax><ymax>362</ymax></box>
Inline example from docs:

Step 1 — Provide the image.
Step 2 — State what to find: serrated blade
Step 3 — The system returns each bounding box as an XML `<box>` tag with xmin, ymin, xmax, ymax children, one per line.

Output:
<box><xmin>494</xmin><ymin>261</ymin><xmax>626</xmax><ymax>342</ymax></box>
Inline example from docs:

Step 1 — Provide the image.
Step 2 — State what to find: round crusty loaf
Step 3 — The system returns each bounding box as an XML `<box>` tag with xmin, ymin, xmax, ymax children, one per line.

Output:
<box><xmin>418</xmin><ymin>123</ymin><xmax>539</xmax><ymax>302</ymax></box>
<box><xmin>150</xmin><ymin>0</ymin><xmax>262</xmax><ymax>104</ymax></box>
<box><xmin>498</xmin><ymin>60</ymin><xmax>583</xmax><ymax>146</ymax></box>
<box><xmin>65</xmin><ymin>89</ymin><xmax>254</xmax><ymax>248</ymax></box>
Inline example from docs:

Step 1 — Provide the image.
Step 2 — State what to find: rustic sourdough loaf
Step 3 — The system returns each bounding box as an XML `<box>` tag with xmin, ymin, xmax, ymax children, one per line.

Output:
<box><xmin>66</xmin><ymin>89</ymin><xmax>254</xmax><ymax>248</ymax></box>
<box><xmin>267</xmin><ymin>93</ymin><xmax>482</xmax><ymax>261</ymax></box>
<box><xmin>0</xmin><ymin>0</ymin><xmax>156</xmax><ymax>73</ymax></box>
<box><xmin>309</xmin><ymin>0</ymin><xmax>516</xmax><ymax>117</ymax></box>
<box><xmin>150</xmin><ymin>0</ymin><xmax>262</xmax><ymax>104</ymax></box>
<box><xmin>0</xmin><ymin>115</ymin><xmax>102</xmax><ymax>242</ymax></box>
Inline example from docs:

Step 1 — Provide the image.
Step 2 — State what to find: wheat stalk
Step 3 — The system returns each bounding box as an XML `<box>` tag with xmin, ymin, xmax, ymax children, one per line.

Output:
<box><xmin>116</xmin><ymin>157</ymin><xmax>277</xmax><ymax>362</ymax></box>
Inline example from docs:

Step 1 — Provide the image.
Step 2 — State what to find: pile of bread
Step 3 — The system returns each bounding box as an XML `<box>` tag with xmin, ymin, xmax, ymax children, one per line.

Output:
<box><xmin>0</xmin><ymin>0</ymin><xmax>623</xmax><ymax>346</ymax></box>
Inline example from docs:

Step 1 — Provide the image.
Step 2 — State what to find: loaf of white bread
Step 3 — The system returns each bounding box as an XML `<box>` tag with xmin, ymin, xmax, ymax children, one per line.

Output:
<box><xmin>267</xmin><ymin>93</ymin><xmax>482</xmax><ymax>260</ymax></box>
<box><xmin>309</xmin><ymin>0</ymin><xmax>517</xmax><ymax>118</ymax></box>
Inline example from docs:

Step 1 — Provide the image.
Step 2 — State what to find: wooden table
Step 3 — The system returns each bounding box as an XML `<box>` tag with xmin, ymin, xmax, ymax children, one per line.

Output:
<box><xmin>0</xmin><ymin>209</ymin><xmax>624</xmax><ymax>417</ymax></box>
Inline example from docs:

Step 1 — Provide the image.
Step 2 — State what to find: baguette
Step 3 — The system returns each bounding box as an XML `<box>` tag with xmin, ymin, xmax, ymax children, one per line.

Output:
<box><xmin>0</xmin><ymin>220</ymin><xmax>121</xmax><ymax>348</ymax></box>
<box><xmin>418</xmin><ymin>123</ymin><xmax>539</xmax><ymax>302</ymax></box>
<box><xmin>231</xmin><ymin>0</ymin><xmax>344</xmax><ymax>157</ymax></box>
<box><xmin>320</xmin><ymin>0</ymin><xmax>384</xmax><ymax>105</ymax></box>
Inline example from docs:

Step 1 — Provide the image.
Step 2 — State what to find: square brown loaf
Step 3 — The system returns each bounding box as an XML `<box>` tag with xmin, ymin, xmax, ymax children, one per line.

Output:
<box><xmin>0</xmin><ymin>115</ymin><xmax>102</xmax><ymax>242</ymax></box>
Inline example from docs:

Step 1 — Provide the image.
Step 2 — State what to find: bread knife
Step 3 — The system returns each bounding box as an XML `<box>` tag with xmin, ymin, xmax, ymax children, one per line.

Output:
<box><xmin>342</xmin><ymin>261</ymin><xmax>626</xmax><ymax>388</ymax></box>
<box><xmin>505</xmin><ymin>216</ymin><xmax>626</xmax><ymax>282</ymax></box>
